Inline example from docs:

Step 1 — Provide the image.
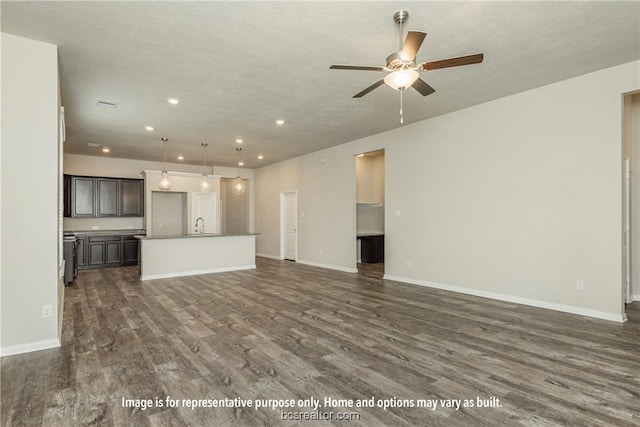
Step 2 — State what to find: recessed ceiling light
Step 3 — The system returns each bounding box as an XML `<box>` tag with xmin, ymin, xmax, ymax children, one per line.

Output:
<box><xmin>145</xmin><ymin>126</ymin><xmax>154</xmax><ymax>131</ymax></box>
<box><xmin>275</xmin><ymin>119</ymin><xmax>285</xmax><ymax>125</ymax></box>
<box><xmin>238</xmin><ymin>161</ymin><xmax>244</xmax><ymax>166</ymax></box>
<box><xmin>236</xmin><ymin>139</ymin><xmax>243</xmax><ymax>144</ymax></box>
<box><xmin>167</xmin><ymin>98</ymin><xmax>179</xmax><ymax>105</ymax></box>
<box><xmin>102</xmin><ymin>147</ymin><xmax>111</xmax><ymax>153</ymax></box>
<box><xmin>177</xmin><ymin>155</ymin><xmax>184</xmax><ymax>160</ymax></box>
<box><xmin>257</xmin><ymin>155</ymin><xmax>264</xmax><ymax>160</ymax></box>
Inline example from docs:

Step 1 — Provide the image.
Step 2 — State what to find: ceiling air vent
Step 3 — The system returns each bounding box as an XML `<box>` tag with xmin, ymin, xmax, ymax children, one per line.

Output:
<box><xmin>97</xmin><ymin>99</ymin><xmax>117</xmax><ymax>108</ymax></box>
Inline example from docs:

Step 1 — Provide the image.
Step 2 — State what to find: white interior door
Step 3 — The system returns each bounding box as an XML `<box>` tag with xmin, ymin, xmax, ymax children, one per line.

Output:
<box><xmin>283</xmin><ymin>192</ymin><xmax>297</xmax><ymax>261</ymax></box>
<box><xmin>624</xmin><ymin>158</ymin><xmax>632</xmax><ymax>303</ymax></box>
<box><xmin>192</xmin><ymin>193</ymin><xmax>218</xmax><ymax>234</ymax></box>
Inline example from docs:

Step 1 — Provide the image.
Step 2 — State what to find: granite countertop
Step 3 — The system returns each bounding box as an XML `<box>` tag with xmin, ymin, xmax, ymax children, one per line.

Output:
<box><xmin>64</xmin><ymin>229</ymin><xmax>146</xmax><ymax>236</ymax></box>
<box><xmin>356</xmin><ymin>232</ymin><xmax>385</xmax><ymax>238</ymax></box>
<box><xmin>138</xmin><ymin>233</ymin><xmax>259</xmax><ymax>240</ymax></box>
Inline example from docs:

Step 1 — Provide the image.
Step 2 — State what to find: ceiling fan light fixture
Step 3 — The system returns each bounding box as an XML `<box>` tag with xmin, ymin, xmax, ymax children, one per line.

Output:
<box><xmin>384</xmin><ymin>69</ymin><xmax>419</xmax><ymax>90</ymax></box>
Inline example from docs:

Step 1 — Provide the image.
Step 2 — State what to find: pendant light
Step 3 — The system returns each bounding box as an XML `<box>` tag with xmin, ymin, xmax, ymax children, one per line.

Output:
<box><xmin>233</xmin><ymin>147</ymin><xmax>246</xmax><ymax>195</ymax></box>
<box><xmin>158</xmin><ymin>137</ymin><xmax>173</xmax><ymax>190</ymax></box>
<box><xmin>199</xmin><ymin>142</ymin><xmax>211</xmax><ymax>193</ymax></box>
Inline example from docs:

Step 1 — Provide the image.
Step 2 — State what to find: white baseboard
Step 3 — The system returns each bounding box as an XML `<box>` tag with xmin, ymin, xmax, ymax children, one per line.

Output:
<box><xmin>633</xmin><ymin>294</ymin><xmax>640</xmax><ymax>302</ymax></box>
<box><xmin>297</xmin><ymin>259</ymin><xmax>358</xmax><ymax>274</ymax></box>
<box><xmin>1</xmin><ymin>338</ymin><xmax>60</xmax><ymax>357</ymax></box>
<box><xmin>383</xmin><ymin>274</ymin><xmax>625</xmax><ymax>323</ymax></box>
<box><xmin>256</xmin><ymin>253</ymin><xmax>283</xmax><ymax>260</ymax></box>
<box><xmin>141</xmin><ymin>265</ymin><xmax>256</xmax><ymax>281</ymax></box>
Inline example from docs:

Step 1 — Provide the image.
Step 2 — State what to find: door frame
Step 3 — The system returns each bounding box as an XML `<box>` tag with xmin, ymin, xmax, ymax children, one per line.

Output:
<box><xmin>280</xmin><ymin>190</ymin><xmax>298</xmax><ymax>261</ymax></box>
<box><xmin>624</xmin><ymin>157</ymin><xmax>632</xmax><ymax>304</ymax></box>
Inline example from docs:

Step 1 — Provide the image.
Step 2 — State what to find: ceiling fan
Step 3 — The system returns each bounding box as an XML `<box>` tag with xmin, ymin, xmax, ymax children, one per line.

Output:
<box><xmin>330</xmin><ymin>10</ymin><xmax>484</xmax><ymax>123</ymax></box>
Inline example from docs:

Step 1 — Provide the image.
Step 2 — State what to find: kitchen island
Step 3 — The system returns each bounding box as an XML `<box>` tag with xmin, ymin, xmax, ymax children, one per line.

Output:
<box><xmin>135</xmin><ymin>233</ymin><xmax>257</xmax><ymax>280</ymax></box>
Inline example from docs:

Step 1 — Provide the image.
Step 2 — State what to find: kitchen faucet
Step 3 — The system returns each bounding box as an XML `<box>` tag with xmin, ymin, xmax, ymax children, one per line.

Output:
<box><xmin>195</xmin><ymin>217</ymin><xmax>205</xmax><ymax>235</ymax></box>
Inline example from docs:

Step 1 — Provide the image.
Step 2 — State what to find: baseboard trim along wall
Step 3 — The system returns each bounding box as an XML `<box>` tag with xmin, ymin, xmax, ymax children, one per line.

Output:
<box><xmin>383</xmin><ymin>274</ymin><xmax>626</xmax><ymax>323</ymax></box>
<box><xmin>633</xmin><ymin>294</ymin><xmax>640</xmax><ymax>302</ymax></box>
<box><xmin>255</xmin><ymin>253</ymin><xmax>283</xmax><ymax>260</ymax></box>
<box><xmin>141</xmin><ymin>265</ymin><xmax>256</xmax><ymax>281</ymax></box>
<box><xmin>1</xmin><ymin>338</ymin><xmax>61</xmax><ymax>357</ymax></box>
<box><xmin>297</xmin><ymin>259</ymin><xmax>358</xmax><ymax>274</ymax></box>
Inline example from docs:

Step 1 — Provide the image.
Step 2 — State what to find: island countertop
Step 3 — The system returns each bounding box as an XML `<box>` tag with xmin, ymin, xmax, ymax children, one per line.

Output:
<box><xmin>136</xmin><ymin>232</ymin><xmax>258</xmax><ymax>240</ymax></box>
<box><xmin>64</xmin><ymin>229</ymin><xmax>146</xmax><ymax>236</ymax></box>
<box><xmin>137</xmin><ymin>233</ymin><xmax>257</xmax><ymax>280</ymax></box>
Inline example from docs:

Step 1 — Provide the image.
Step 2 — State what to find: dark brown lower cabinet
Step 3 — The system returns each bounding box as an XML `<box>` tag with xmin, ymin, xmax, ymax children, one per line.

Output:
<box><xmin>76</xmin><ymin>236</ymin><xmax>86</xmax><ymax>267</ymax></box>
<box><xmin>88</xmin><ymin>241</ymin><xmax>104</xmax><ymax>265</ymax></box>
<box><xmin>77</xmin><ymin>234</ymin><xmax>139</xmax><ymax>270</ymax></box>
<box><xmin>88</xmin><ymin>236</ymin><xmax>121</xmax><ymax>266</ymax></box>
<box><xmin>122</xmin><ymin>238</ymin><xmax>139</xmax><ymax>265</ymax></box>
<box><xmin>360</xmin><ymin>235</ymin><xmax>384</xmax><ymax>263</ymax></box>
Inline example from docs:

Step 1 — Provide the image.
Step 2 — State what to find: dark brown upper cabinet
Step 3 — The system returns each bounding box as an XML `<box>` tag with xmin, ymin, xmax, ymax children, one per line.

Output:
<box><xmin>97</xmin><ymin>178</ymin><xmax>119</xmax><ymax>217</ymax></box>
<box><xmin>64</xmin><ymin>175</ymin><xmax>144</xmax><ymax>218</ymax></box>
<box><xmin>71</xmin><ymin>176</ymin><xmax>97</xmax><ymax>217</ymax></box>
<box><xmin>120</xmin><ymin>179</ymin><xmax>144</xmax><ymax>217</ymax></box>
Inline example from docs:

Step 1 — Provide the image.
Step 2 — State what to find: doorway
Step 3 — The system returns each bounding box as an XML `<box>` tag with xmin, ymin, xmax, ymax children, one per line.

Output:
<box><xmin>355</xmin><ymin>149</ymin><xmax>385</xmax><ymax>273</ymax></box>
<box><xmin>280</xmin><ymin>191</ymin><xmax>297</xmax><ymax>261</ymax></box>
<box><xmin>623</xmin><ymin>92</ymin><xmax>640</xmax><ymax>318</ymax></box>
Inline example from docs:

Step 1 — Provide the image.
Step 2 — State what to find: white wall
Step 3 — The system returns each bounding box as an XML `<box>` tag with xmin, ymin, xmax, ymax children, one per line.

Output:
<box><xmin>1</xmin><ymin>33</ymin><xmax>60</xmax><ymax>355</ymax></box>
<box><xmin>221</xmin><ymin>178</ymin><xmax>250</xmax><ymax>234</ymax></box>
<box><xmin>64</xmin><ymin>154</ymin><xmax>255</xmax><ymax>232</ymax></box>
<box><xmin>356</xmin><ymin>153</ymin><xmax>384</xmax><ymax>204</ymax></box>
<box><xmin>255</xmin><ymin>61</ymin><xmax>640</xmax><ymax>321</ymax></box>
<box><xmin>255</xmin><ymin>148</ymin><xmax>359</xmax><ymax>272</ymax></box>
<box><xmin>152</xmin><ymin>192</ymin><xmax>187</xmax><ymax>235</ymax></box>
<box><xmin>356</xmin><ymin>153</ymin><xmax>385</xmax><ymax>235</ymax></box>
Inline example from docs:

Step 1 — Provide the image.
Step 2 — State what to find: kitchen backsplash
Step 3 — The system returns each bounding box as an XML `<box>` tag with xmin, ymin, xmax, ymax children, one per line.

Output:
<box><xmin>64</xmin><ymin>217</ymin><xmax>144</xmax><ymax>231</ymax></box>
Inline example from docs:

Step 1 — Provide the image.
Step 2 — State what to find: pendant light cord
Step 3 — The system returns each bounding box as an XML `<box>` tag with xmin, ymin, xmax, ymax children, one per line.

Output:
<box><xmin>162</xmin><ymin>139</ymin><xmax>167</xmax><ymax>170</ymax></box>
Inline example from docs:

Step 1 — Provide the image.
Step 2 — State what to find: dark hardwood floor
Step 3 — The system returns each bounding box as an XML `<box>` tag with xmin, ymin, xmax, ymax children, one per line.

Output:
<box><xmin>2</xmin><ymin>258</ymin><xmax>639</xmax><ymax>426</ymax></box>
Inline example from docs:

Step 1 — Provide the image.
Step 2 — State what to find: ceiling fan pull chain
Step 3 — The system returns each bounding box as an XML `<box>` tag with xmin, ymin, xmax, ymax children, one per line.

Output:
<box><xmin>400</xmin><ymin>89</ymin><xmax>404</xmax><ymax>124</ymax></box>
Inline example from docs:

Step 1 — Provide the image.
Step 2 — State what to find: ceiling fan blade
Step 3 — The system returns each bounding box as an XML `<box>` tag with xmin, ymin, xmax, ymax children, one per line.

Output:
<box><xmin>401</xmin><ymin>31</ymin><xmax>427</xmax><ymax>60</ymax></box>
<box><xmin>412</xmin><ymin>78</ymin><xmax>436</xmax><ymax>96</ymax></box>
<box><xmin>330</xmin><ymin>65</ymin><xmax>385</xmax><ymax>71</ymax></box>
<box><xmin>420</xmin><ymin>53</ymin><xmax>484</xmax><ymax>71</ymax></box>
<box><xmin>353</xmin><ymin>80</ymin><xmax>385</xmax><ymax>98</ymax></box>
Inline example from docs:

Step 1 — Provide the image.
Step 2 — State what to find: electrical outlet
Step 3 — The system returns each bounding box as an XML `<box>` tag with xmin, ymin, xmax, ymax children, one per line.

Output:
<box><xmin>406</xmin><ymin>259</ymin><xmax>411</xmax><ymax>267</ymax></box>
<box><xmin>576</xmin><ymin>280</ymin><xmax>585</xmax><ymax>291</ymax></box>
<box><xmin>41</xmin><ymin>305</ymin><xmax>52</xmax><ymax>318</ymax></box>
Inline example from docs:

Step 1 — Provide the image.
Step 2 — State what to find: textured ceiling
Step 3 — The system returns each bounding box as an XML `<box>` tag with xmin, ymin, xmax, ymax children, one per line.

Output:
<box><xmin>2</xmin><ymin>1</ymin><xmax>639</xmax><ymax>168</ymax></box>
